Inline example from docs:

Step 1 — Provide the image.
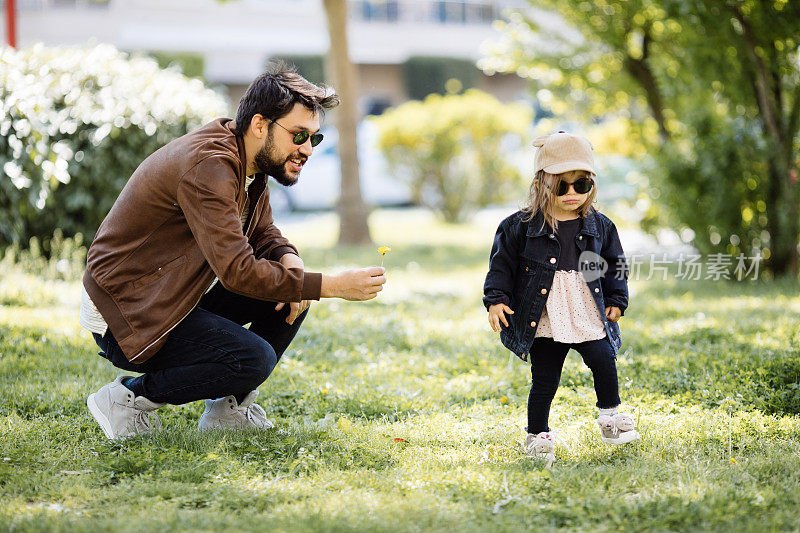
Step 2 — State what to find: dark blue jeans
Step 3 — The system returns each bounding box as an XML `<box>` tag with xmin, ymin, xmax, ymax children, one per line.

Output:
<box><xmin>527</xmin><ymin>336</ymin><xmax>621</xmax><ymax>434</ymax></box>
<box><xmin>93</xmin><ymin>283</ymin><xmax>308</xmax><ymax>405</ymax></box>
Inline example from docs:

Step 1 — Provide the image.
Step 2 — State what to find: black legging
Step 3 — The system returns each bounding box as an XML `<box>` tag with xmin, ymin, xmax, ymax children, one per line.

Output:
<box><xmin>527</xmin><ymin>336</ymin><xmax>621</xmax><ymax>434</ymax></box>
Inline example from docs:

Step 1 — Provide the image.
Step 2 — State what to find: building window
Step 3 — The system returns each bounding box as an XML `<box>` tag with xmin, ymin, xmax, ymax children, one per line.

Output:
<box><xmin>433</xmin><ymin>1</ymin><xmax>500</xmax><ymax>24</ymax></box>
<box><xmin>465</xmin><ymin>3</ymin><xmax>496</xmax><ymax>23</ymax></box>
<box><xmin>359</xmin><ymin>0</ymin><xmax>399</xmax><ymax>22</ymax></box>
<box><xmin>364</xmin><ymin>97</ymin><xmax>393</xmax><ymax>116</ymax></box>
<box><xmin>435</xmin><ymin>1</ymin><xmax>465</xmax><ymax>23</ymax></box>
<box><xmin>20</xmin><ymin>0</ymin><xmax>111</xmax><ymax>8</ymax></box>
<box><xmin>353</xmin><ymin>1</ymin><xmax>508</xmax><ymax>25</ymax></box>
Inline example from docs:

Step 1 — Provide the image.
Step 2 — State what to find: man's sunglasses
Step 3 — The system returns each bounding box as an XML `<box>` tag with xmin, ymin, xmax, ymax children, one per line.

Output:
<box><xmin>270</xmin><ymin>119</ymin><xmax>324</xmax><ymax>147</ymax></box>
<box><xmin>556</xmin><ymin>176</ymin><xmax>594</xmax><ymax>196</ymax></box>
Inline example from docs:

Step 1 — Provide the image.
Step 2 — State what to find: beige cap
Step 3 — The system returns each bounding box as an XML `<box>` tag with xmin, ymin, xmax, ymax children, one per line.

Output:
<box><xmin>533</xmin><ymin>131</ymin><xmax>596</xmax><ymax>175</ymax></box>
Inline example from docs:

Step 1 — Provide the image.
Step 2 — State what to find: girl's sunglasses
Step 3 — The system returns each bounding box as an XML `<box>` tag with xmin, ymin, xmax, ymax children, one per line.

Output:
<box><xmin>556</xmin><ymin>176</ymin><xmax>594</xmax><ymax>196</ymax></box>
<box><xmin>271</xmin><ymin>119</ymin><xmax>324</xmax><ymax>147</ymax></box>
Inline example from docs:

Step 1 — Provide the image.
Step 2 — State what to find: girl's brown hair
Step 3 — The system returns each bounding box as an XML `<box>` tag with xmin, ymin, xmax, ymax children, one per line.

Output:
<box><xmin>521</xmin><ymin>169</ymin><xmax>597</xmax><ymax>232</ymax></box>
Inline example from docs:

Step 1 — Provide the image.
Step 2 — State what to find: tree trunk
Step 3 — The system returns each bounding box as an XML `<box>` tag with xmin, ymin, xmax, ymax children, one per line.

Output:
<box><xmin>322</xmin><ymin>0</ymin><xmax>372</xmax><ymax>245</ymax></box>
<box><xmin>768</xmin><ymin>159</ymin><xmax>800</xmax><ymax>277</ymax></box>
<box><xmin>732</xmin><ymin>5</ymin><xmax>799</xmax><ymax>277</ymax></box>
<box><xmin>623</xmin><ymin>30</ymin><xmax>669</xmax><ymax>142</ymax></box>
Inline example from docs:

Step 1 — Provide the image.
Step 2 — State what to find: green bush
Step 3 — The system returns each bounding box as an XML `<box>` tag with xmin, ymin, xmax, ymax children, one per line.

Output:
<box><xmin>373</xmin><ymin>89</ymin><xmax>531</xmax><ymax>223</ymax></box>
<box><xmin>0</xmin><ymin>43</ymin><xmax>229</xmax><ymax>247</ymax></box>
<box><xmin>271</xmin><ymin>55</ymin><xmax>325</xmax><ymax>86</ymax></box>
<box><xmin>150</xmin><ymin>51</ymin><xmax>206</xmax><ymax>80</ymax></box>
<box><xmin>402</xmin><ymin>56</ymin><xmax>478</xmax><ymax>100</ymax></box>
<box><xmin>0</xmin><ymin>229</ymin><xmax>86</xmax><ymax>281</ymax></box>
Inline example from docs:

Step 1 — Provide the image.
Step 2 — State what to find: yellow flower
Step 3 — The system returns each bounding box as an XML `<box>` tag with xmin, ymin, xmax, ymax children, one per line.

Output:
<box><xmin>500</xmin><ymin>396</ymin><xmax>508</xmax><ymax>404</ymax></box>
<box><xmin>378</xmin><ymin>246</ymin><xmax>391</xmax><ymax>267</ymax></box>
<box><xmin>730</xmin><ymin>457</ymin><xmax>737</xmax><ymax>464</ymax></box>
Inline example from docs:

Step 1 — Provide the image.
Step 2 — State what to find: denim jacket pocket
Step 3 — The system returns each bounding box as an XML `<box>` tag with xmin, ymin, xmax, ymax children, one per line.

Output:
<box><xmin>508</xmin><ymin>259</ymin><xmax>540</xmax><ymax>340</ymax></box>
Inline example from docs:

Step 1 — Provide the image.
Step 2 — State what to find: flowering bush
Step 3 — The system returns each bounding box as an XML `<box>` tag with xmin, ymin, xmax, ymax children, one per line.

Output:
<box><xmin>0</xmin><ymin>43</ymin><xmax>229</xmax><ymax>248</ymax></box>
<box><xmin>373</xmin><ymin>89</ymin><xmax>531</xmax><ymax>223</ymax></box>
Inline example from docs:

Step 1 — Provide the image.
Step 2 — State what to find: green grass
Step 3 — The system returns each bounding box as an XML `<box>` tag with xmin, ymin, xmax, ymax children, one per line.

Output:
<box><xmin>1</xmin><ymin>208</ymin><xmax>799</xmax><ymax>532</ymax></box>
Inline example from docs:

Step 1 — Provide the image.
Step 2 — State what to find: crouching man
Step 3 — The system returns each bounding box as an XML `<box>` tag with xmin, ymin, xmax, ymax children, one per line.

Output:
<box><xmin>81</xmin><ymin>63</ymin><xmax>385</xmax><ymax>439</ymax></box>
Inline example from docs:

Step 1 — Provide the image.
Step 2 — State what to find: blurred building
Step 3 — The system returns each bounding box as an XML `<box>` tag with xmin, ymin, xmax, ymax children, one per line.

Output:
<box><xmin>5</xmin><ymin>0</ymin><xmax>528</xmax><ymax>113</ymax></box>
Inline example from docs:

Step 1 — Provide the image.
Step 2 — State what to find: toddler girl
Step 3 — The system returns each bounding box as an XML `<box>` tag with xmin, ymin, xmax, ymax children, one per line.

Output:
<box><xmin>483</xmin><ymin>132</ymin><xmax>639</xmax><ymax>461</ymax></box>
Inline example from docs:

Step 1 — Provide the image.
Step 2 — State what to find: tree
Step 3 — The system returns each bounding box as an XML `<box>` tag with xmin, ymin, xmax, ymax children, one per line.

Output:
<box><xmin>690</xmin><ymin>1</ymin><xmax>800</xmax><ymax>276</ymax></box>
<box><xmin>483</xmin><ymin>0</ymin><xmax>800</xmax><ymax>276</ymax></box>
<box><xmin>323</xmin><ymin>0</ymin><xmax>372</xmax><ymax>245</ymax></box>
<box><xmin>219</xmin><ymin>0</ymin><xmax>372</xmax><ymax>245</ymax></box>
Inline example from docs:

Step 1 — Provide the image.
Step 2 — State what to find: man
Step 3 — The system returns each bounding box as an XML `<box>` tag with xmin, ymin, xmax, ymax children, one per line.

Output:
<box><xmin>81</xmin><ymin>64</ymin><xmax>386</xmax><ymax>439</ymax></box>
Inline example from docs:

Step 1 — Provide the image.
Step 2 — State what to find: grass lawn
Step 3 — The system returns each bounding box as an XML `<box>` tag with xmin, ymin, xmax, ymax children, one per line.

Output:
<box><xmin>1</xmin><ymin>208</ymin><xmax>799</xmax><ymax>532</ymax></box>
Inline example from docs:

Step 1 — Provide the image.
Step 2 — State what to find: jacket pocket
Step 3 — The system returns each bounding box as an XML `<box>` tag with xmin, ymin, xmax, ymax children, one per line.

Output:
<box><xmin>512</xmin><ymin>258</ymin><xmax>541</xmax><ymax>339</ymax></box>
<box><xmin>132</xmin><ymin>255</ymin><xmax>188</xmax><ymax>288</ymax></box>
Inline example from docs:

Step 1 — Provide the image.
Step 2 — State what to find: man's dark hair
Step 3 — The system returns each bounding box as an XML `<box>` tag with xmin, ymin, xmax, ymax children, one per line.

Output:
<box><xmin>234</xmin><ymin>61</ymin><xmax>340</xmax><ymax>136</ymax></box>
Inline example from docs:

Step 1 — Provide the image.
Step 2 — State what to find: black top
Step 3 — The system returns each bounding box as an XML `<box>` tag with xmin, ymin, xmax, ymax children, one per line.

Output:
<box><xmin>555</xmin><ymin>217</ymin><xmax>581</xmax><ymax>271</ymax></box>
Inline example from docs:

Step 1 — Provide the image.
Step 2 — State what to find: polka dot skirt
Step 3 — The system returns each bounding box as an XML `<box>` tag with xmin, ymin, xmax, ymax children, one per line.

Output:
<box><xmin>535</xmin><ymin>270</ymin><xmax>607</xmax><ymax>343</ymax></box>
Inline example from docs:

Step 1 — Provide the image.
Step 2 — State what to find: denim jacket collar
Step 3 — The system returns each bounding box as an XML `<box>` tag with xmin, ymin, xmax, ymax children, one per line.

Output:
<box><xmin>525</xmin><ymin>210</ymin><xmax>601</xmax><ymax>238</ymax></box>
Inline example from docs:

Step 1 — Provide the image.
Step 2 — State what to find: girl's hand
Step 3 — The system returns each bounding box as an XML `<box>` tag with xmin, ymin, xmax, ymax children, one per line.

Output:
<box><xmin>605</xmin><ymin>306</ymin><xmax>621</xmax><ymax>322</ymax></box>
<box><xmin>488</xmin><ymin>303</ymin><xmax>514</xmax><ymax>332</ymax></box>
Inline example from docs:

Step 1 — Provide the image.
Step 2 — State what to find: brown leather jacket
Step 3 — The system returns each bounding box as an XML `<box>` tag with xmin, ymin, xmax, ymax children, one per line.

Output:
<box><xmin>83</xmin><ymin>118</ymin><xmax>321</xmax><ymax>364</ymax></box>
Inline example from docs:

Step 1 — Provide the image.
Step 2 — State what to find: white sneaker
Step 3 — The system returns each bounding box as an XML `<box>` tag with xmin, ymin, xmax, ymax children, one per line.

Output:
<box><xmin>523</xmin><ymin>431</ymin><xmax>557</xmax><ymax>468</ymax></box>
<box><xmin>197</xmin><ymin>390</ymin><xmax>274</xmax><ymax>430</ymax></box>
<box><xmin>87</xmin><ymin>376</ymin><xmax>164</xmax><ymax>439</ymax></box>
<box><xmin>598</xmin><ymin>412</ymin><xmax>640</xmax><ymax>445</ymax></box>
<box><xmin>524</xmin><ymin>431</ymin><xmax>555</xmax><ymax>456</ymax></box>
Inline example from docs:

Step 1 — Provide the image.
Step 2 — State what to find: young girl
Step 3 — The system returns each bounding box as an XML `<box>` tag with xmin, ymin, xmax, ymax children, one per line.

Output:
<box><xmin>483</xmin><ymin>131</ymin><xmax>639</xmax><ymax>461</ymax></box>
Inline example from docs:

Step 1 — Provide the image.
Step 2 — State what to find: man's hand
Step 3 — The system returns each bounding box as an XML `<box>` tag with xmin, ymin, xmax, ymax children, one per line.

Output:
<box><xmin>320</xmin><ymin>267</ymin><xmax>386</xmax><ymax>301</ymax></box>
<box><xmin>605</xmin><ymin>306</ymin><xmax>622</xmax><ymax>322</ymax></box>
<box><xmin>275</xmin><ymin>300</ymin><xmax>310</xmax><ymax>325</ymax></box>
<box><xmin>275</xmin><ymin>254</ymin><xmax>309</xmax><ymax>324</ymax></box>
<box><xmin>488</xmin><ymin>303</ymin><xmax>514</xmax><ymax>332</ymax></box>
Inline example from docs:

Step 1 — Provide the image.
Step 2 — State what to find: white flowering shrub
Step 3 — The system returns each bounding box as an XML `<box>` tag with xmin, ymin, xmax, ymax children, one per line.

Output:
<box><xmin>0</xmin><ymin>43</ymin><xmax>229</xmax><ymax>247</ymax></box>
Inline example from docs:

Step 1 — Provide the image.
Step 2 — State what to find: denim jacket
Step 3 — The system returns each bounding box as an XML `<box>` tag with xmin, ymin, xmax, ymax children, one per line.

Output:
<box><xmin>483</xmin><ymin>209</ymin><xmax>628</xmax><ymax>362</ymax></box>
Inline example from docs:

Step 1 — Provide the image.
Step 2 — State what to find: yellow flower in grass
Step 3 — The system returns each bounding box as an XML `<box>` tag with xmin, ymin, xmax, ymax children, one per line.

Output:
<box><xmin>378</xmin><ymin>246</ymin><xmax>391</xmax><ymax>267</ymax></box>
<box><xmin>500</xmin><ymin>396</ymin><xmax>509</xmax><ymax>405</ymax></box>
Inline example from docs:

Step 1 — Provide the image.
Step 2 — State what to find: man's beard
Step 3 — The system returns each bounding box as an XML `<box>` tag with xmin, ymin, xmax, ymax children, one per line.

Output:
<box><xmin>253</xmin><ymin>142</ymin><xmax>302</xmax><ymax>187</ymax></box>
